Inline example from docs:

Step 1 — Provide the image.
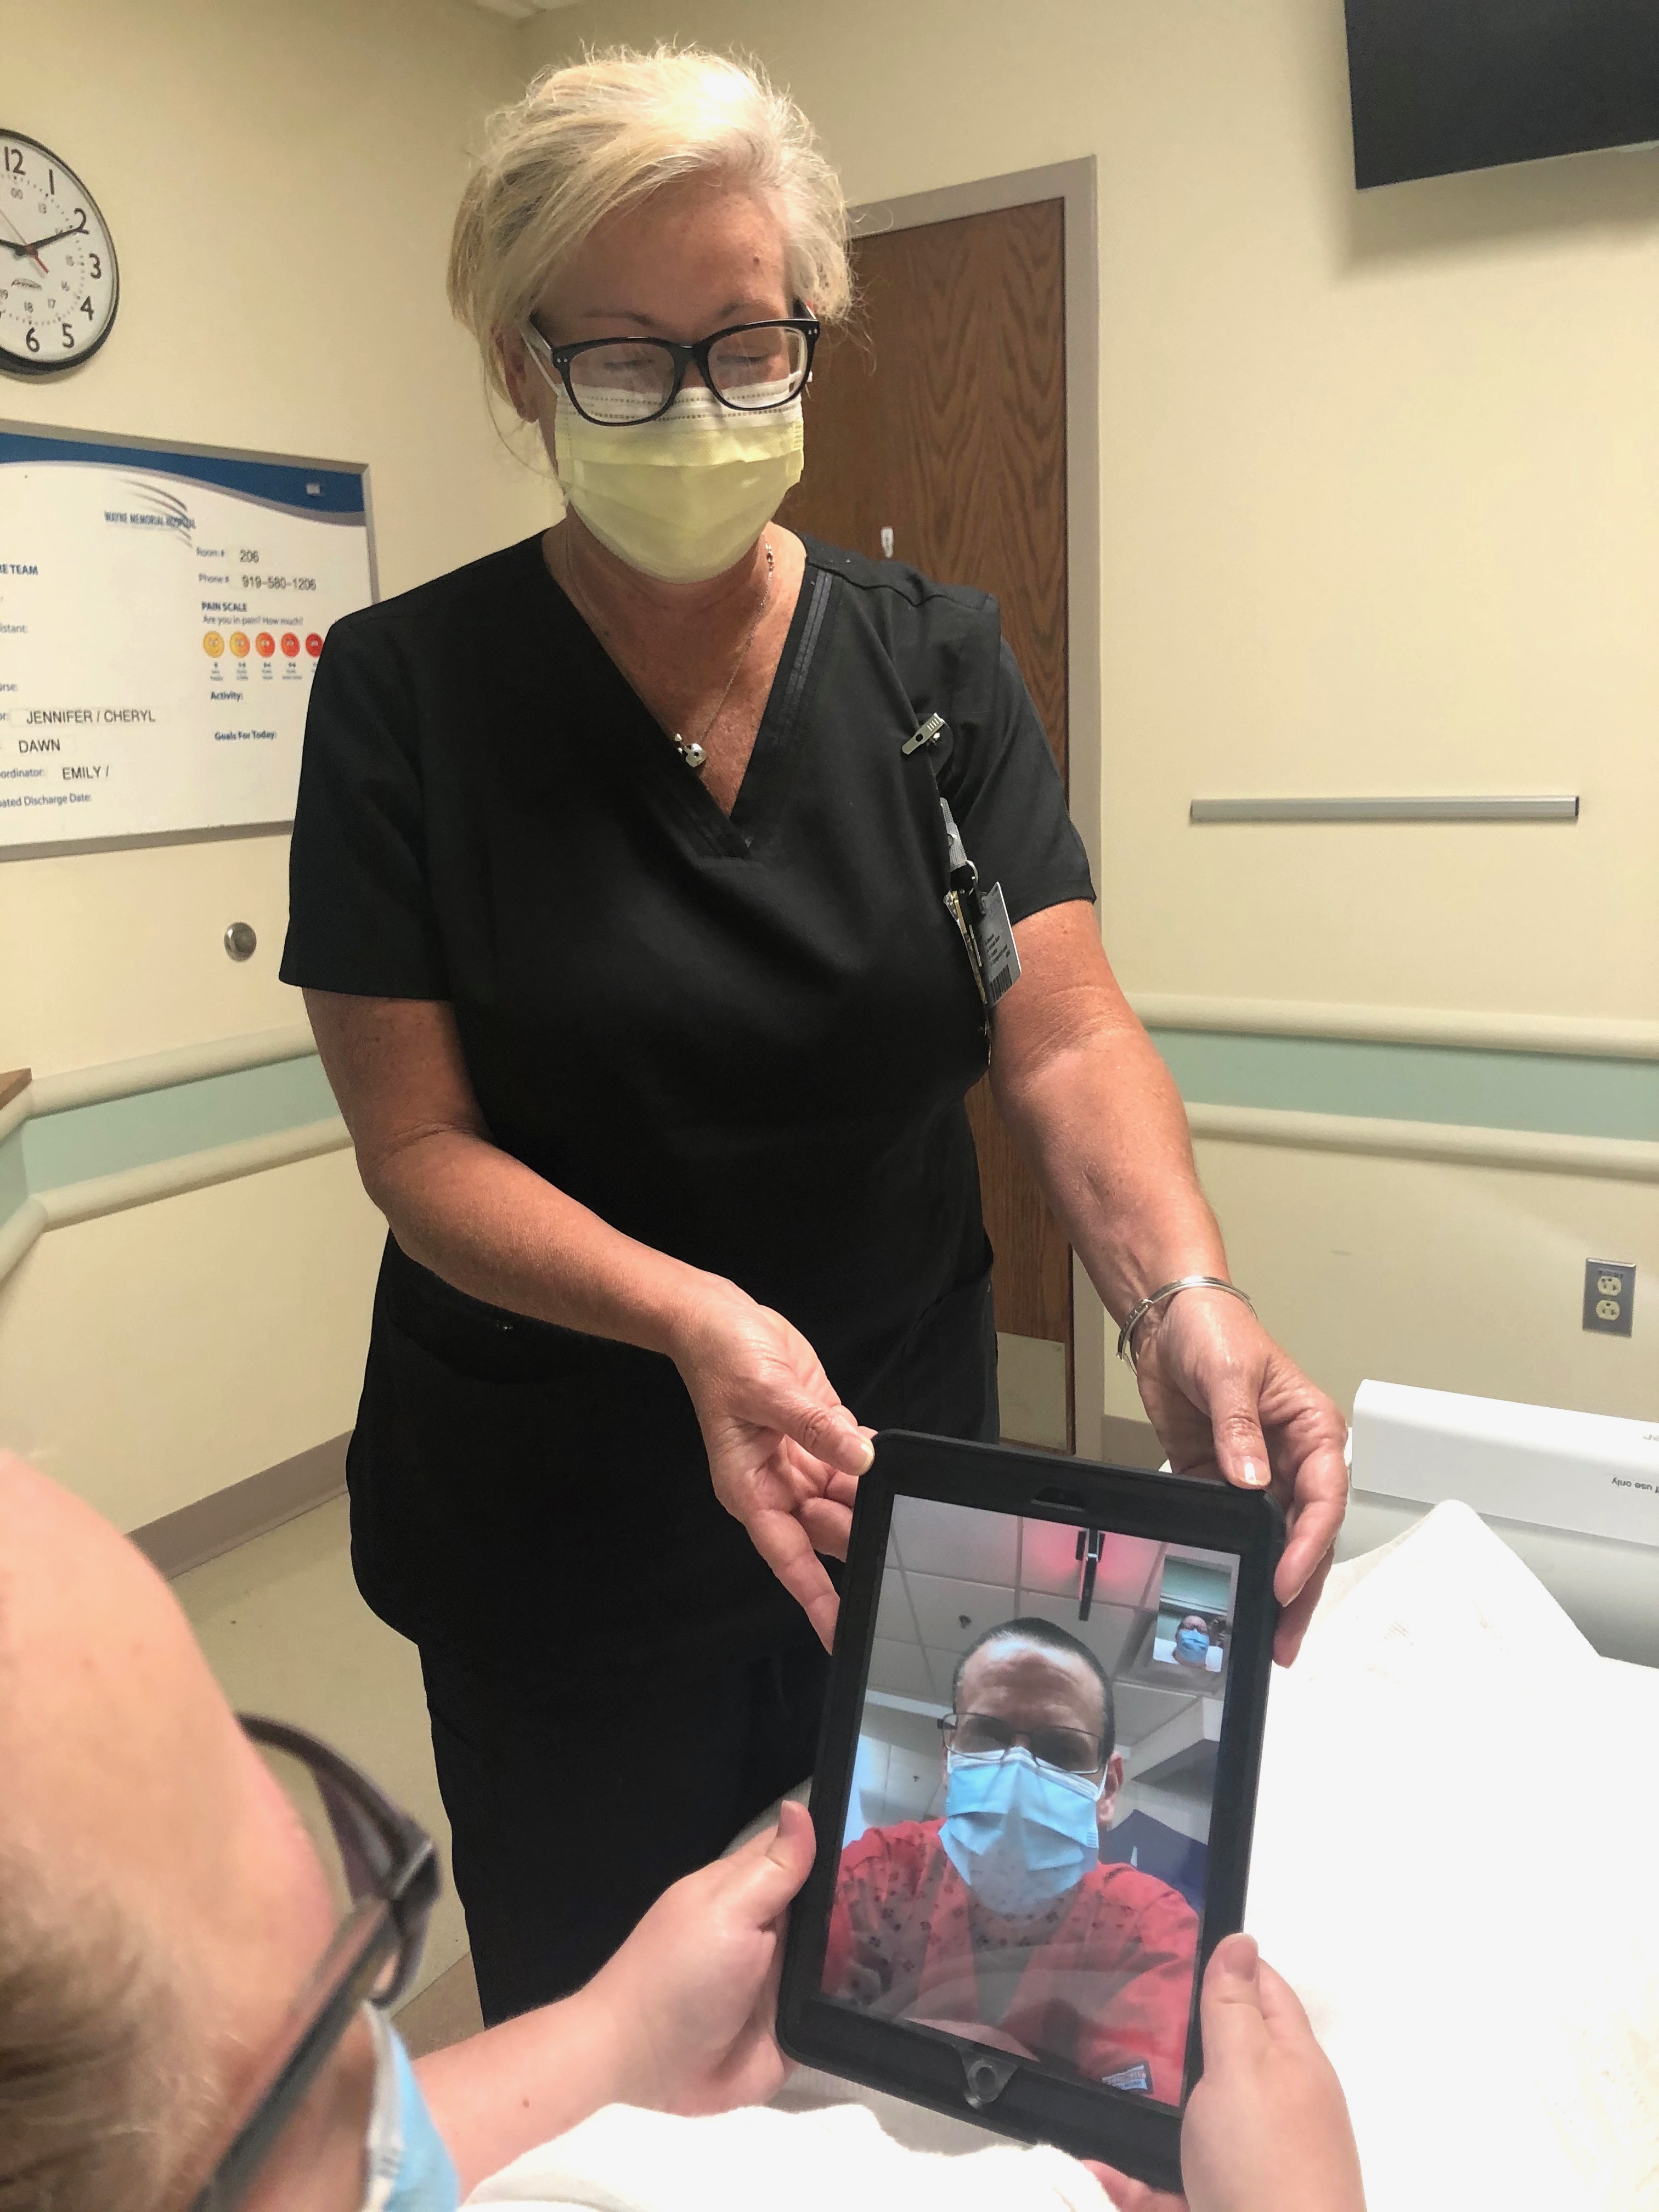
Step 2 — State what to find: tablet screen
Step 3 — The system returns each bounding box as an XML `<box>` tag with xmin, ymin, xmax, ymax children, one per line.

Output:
<box><xmin>817</xmin><ymin>1493</ymin><xmax>1239</xmax><ymax>2108</ymax></box>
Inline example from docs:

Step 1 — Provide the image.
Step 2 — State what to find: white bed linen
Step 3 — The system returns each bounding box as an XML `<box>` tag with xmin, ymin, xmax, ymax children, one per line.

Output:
<box><xmin>467</xmin><ymin>1502</ymin><xmax>1659</xmax><ymax>2212</ymax></box>
<box><xmin>466</xmin><ymin>2101</ymin><xmax>1108</xmax><ymax>2212</ymax></box>
<box><xmin>1246</xmin><ymin>1500</ymin><xmax>1659</xmax><ymax>2211</ymax></box>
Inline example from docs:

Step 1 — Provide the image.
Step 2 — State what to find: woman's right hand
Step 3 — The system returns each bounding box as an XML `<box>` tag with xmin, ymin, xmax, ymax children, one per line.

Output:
<box><xmin>1177</xmin><ymin>1935</ymin><xmax>1365</xmax><ymax>2212</ymax></box>
<box><xmin>1086</xmin><ymin>1938</ymin><xmax>1364</xmax><ymax>2212</ymax></box>
<box><xmin>668</xmin><ymin>1279</ymin><xmax>874</xmax><ymax>1649</ymax></box>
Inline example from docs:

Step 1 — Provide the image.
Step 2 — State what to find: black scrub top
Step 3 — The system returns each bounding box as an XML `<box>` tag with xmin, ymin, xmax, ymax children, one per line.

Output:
<box><xmin>281</xmin><ymin>534</ymin><xmax>1094</xmax><ymax>1680</ymax></box>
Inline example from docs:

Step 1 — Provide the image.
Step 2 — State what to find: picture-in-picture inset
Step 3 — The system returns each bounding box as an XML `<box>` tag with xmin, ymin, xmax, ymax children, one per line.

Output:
<box><xmin>1149</xmin><ymin>1550</ymin><xmax>1233</xmax><ymax>1684</ymax></box>
<box><xmin>822</xmin><ymin>1496</ymin><xmax>1240</xmax><ymax>2106</ymax></box>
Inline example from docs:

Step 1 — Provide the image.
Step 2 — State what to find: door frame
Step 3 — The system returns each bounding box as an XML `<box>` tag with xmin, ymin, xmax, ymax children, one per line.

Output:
<box><xmin>847</xmin><ymin>157</ymin><xmax>1108</xmax><ymax>1463</ymax></box>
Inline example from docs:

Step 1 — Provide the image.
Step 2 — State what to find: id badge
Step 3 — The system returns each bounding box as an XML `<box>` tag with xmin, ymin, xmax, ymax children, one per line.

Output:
<box><xmin>973</xmin><ymin>882</ymin><xmax>1022</xmax><ymax>1007</ymax></box>
<box><xmin>945</xmin><ymin>889</ymin><xmax>989</xmax><ymax>1011</ymax></box>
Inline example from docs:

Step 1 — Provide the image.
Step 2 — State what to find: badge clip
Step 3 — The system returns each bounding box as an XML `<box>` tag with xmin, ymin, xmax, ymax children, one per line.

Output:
<box><xmin>901</xmin><ymin>712</ymin><xmax>947</xmax><ymax>758</ymax></box>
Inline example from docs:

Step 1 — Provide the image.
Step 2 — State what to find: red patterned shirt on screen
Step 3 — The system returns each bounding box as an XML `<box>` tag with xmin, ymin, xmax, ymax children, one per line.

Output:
<box><xmin>825</xmin><ymin>1818</ymin><xmax>1199</xmax><ymax>2102</ymax></box>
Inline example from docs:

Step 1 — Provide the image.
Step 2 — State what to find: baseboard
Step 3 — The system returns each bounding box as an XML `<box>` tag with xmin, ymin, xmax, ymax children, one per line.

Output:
<box><xmin>1099</xmin><ymin>1412</ymin><xmax>1165</xmax><ymax>1470</ymax></box>
<box><xmin>131</xmin><ymin>1432</ymin><xmax>351</xmax><ymax>1580</ymax></box>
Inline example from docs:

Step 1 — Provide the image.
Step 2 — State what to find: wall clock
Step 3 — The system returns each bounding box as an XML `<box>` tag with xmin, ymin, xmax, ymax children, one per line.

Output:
<box><xmin>0</xmin><ymin>128</ymin><xmax>119</xmax><ymax>376</ymax></box>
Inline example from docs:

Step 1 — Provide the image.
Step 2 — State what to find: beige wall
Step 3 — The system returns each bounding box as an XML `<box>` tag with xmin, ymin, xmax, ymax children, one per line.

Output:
<box><xmin>524</xmin><ymin>0</ymin><xmax>1659</xmax><ymax>1028</ymax></box>
<box><xmin>1</xmin><ymin>0</ymin><xmax>546</xmax><ymax>1077</ymax></box>
<box><xmin>0</xmin><ymin>0</ymin><xmax>543</xmax><ymax>1530</ymax></box>
<box><xmin>0</xmin><ymin>1149</ymin><xmax>386</xmax><ymax>1523</ymax></box>
<box><xmin>0</xmin><ymin>0</ymin><xmax>551</xmax><ymax>1954</ymax></box>
<box><xmin>518</xmin><ymin>0</ymin><xmax>1658</xmax><ymax>1431</ymax></box>
<box><xmin>4</xmin><ymin>0</ymin><xmax>1654</xmax><ymax>1730</ymax></box>
<box><xmin>0</xmin><ymin>0</ymin><xmax>1651</xmax><ymax>2014</ymax></box>
<box><xmin>1102</xmin><ymin>1139</ymin><xmax>1659</xmax><ymax>1433</ymax></box>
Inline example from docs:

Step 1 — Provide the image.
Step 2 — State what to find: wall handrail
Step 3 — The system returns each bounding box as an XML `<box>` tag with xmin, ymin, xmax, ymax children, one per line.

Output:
<box><xmin>28</xmin><ymin>1023</ymin><xmax>318</xmax><ymax>1116</ymax></box>
<box><xmin>0</xmin><ymin>1024</ymin><xmax>342</xmax><ymax>1290</ymax></box>
<box><xmin>1187</xmin><ymin>1101</ymin><xmax>1659</xmax><ymax>1181</ymax></box>
<box><xmin>0</xmin><ymin>1119</ymin><xmax>351</xmax><ymax>1290</ymax></box>
<box><xmin>1188</xmin><ymin>795</ymin><xmax>1578</xmax><ymax>824</ymax></box>
<box><xmin>1132</xmin><ymin>995</ymin><xmax>1659</xmax><ymax>1062</ymax></box>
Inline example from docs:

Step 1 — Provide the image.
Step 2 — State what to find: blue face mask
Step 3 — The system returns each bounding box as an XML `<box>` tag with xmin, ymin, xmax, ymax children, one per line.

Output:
<box><xmin>360</xmin><ymin>2007</ymin><xmax>460</xmax><ymax>2212</ymax></box>
<box><xmin>939</xmin><ymin>1746</ymin><xmax>1105</xmax><ymax>1917</ymax></box>
<box><xmin>1175</xmin><ymin>1626</ymin><xmax>1211</xmax><ymax>1663</ymax></box>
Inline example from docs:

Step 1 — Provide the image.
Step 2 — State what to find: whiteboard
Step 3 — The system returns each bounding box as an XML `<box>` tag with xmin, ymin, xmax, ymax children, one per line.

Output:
<box><xmin>0</xmin><ymin>420</ymin><xmax>375</xmax><ymax>859</ymax></box>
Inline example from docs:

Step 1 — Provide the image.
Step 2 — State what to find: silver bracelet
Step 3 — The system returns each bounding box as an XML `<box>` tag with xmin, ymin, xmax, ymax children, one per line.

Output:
<box><xmin>1116</xmin><ymin>1276</ymin><xmax>1256</xmax><ymax>1375</ymax></box>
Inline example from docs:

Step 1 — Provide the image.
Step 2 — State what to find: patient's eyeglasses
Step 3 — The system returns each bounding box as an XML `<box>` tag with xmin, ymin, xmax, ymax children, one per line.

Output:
<box><xmin>186</xmin><ymin>1717</ymin><xmax>439</xmax><ymax>2212</ymax></box>
<box><xmin>938</xmin><ymin>1710</ymin><xmax>1109</xmax><ymax>1775</ymax></box>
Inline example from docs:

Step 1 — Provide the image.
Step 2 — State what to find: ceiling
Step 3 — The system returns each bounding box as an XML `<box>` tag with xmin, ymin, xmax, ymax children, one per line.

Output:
<box><xmin>871</xmin><ymin>1495</ymin><xmax>1228</xmax><ymax>1751</ymax></box>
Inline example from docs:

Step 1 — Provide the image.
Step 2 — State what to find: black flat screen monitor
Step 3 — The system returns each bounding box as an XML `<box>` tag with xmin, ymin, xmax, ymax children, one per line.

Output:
<box><xmin>1345</xmin><ymin>0</ymin><xmax>1659</xmax><ymax>188</ymax></box>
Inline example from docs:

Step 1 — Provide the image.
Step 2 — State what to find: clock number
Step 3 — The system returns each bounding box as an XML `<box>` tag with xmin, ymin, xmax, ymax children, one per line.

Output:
<box><xmin>81</xmin><ymin>295</ymin><xmax>94</xmax><ymax>319</ymax></box>
<box><xmin>70</xmin><ymin>206</ymin><xmax>88</xmax><ymax>233</ymax></box>
<box><xmin>24</xmin><ymin>325</ymin><xmax>38</xmax><ymax>354</ymax></box>
<box><xmin>88</xmin><ymin>252</ymin><xmax>101</xmax><ymax>279</ymax></box>
<box><xmin>60</xmin><ymin>321</ymin><xmax>74</xmax><ymax>348</ymax></box>
<box><xmin>2</xmin><ymin>148</ymin><xmax>21</xmax><ymax>175</ymax></box>
<box><xmin>48</xmin><ymin>167</ymin><xmax>57</xmax><ymax>197</ymax></box>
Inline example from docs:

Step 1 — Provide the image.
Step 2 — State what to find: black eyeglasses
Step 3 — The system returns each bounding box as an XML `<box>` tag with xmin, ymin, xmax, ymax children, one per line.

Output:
<box><xmin>186</xmin><ymin>1717</ymin><xmax>439</xmax><ymax>2212</ymax></box>
<box><xmin>523</xmin><ymin>312</ymin><xmax>819</xmax><ymax>425</ymax></box>
<box><xmin>938</xmin><ymin>1710</ymin><xmax>1109</xmax><ymax>1776</ymax></box>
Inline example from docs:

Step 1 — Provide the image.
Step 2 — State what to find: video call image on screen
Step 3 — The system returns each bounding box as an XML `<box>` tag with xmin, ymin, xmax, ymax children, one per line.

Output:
<box><xmin>821</xmin><ymin>1497</ymin><xmax>1239</xmax><ymax>2107</ymax></box>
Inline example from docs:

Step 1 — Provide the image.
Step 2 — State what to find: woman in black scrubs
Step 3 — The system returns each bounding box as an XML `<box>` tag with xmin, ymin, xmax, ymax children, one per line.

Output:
<box><xmin>283</xmin><ymin>49</ymin><xmax>1348</xmax><ymax>2025</ymax></box>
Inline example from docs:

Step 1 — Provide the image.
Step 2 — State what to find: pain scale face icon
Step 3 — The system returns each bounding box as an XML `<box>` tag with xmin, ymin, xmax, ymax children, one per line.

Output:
<box><xmin>255</xmin><ymin>631</ymin><xmax>276</xmax><ymax>658</ymax></box>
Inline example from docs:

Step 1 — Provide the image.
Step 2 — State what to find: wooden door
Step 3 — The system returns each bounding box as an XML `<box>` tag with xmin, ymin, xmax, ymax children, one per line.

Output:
<box><xmin>780</xmin><ymin>199</ymin><xmax>1074</xmax><ymax>1449</ymax></box>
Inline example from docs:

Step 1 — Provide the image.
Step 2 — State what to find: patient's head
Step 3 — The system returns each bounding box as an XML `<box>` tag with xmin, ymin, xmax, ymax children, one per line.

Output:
<box><xmin>0</xmin><ymin>1452</ymin><xmax>373</xmax><ymax>2212</ymax></box>
<box><xmin>1174</xmin><ymin>1613</ymin><xmax>1214</xmax><ymax>1667</ymax></box>
<box><xmin>947</xmin><ymin>1618</ymin><xmax>1122</xmax><ymax>1809</ymax></box>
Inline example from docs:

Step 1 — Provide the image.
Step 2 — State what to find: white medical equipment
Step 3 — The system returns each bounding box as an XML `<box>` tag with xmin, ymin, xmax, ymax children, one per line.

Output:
<box><xmin>1343</xmin><ymin>1378</ymin><xmax>1659</xmax><ymax>1667</ymax></box>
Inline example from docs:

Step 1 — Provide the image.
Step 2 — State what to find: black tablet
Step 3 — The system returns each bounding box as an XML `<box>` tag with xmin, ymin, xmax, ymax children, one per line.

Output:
<box><xmin>778</xmin><ymin>1431</ymin><xmax>1283</xmax><ymax>2194</ymax></box>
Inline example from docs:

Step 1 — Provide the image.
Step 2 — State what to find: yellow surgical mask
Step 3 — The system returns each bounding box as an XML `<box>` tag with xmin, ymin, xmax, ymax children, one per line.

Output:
<box><xmin>550</xmin><ymin>387</ymin><xmax>804</xmax><ymax>583</ymax></box>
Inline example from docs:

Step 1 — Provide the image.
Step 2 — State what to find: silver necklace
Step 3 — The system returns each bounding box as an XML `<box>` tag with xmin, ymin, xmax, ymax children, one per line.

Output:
<box><xmin>672</xmin><ymin>539</ymin><xmax>774</xmax><ymax>772</ymax></box>
<box><xmin>559</xmin><ymin>534</ymin><xmax>774</xmax><ymax>775</ymax></box>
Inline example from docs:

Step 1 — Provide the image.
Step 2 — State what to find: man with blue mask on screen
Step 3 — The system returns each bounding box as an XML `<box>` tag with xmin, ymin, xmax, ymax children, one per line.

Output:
<box><xmin>826</xmin><ymin>1619</ymin><xmax>1198</xmax><ymax>2102</ymax></box>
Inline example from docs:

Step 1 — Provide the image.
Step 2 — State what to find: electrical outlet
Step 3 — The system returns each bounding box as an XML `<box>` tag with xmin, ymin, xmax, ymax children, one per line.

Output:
<box><xmin>1583</xmin><ymin>1259</ymin><xmax>1635</xmax><ymax>1338</ymax></box>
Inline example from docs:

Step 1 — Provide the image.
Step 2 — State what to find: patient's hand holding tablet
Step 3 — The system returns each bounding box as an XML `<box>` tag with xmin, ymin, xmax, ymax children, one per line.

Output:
<box><xmin>781</xmin><ymin>1433</ymin><xmax>1282</xmax><ymax>2196</ymax></box>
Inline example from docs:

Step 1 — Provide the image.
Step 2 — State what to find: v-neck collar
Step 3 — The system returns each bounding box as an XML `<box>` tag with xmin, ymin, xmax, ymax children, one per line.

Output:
<box><xmin>527</xmin><ymin>535</ymin><xmax>837</xmax><ymax>860</ymax></box>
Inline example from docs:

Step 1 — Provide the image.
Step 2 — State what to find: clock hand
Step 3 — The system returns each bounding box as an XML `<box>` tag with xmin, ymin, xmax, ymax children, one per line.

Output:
<box><xmin>0</xmin><ymin>207</ymin><xmax>47</xmax><ymax>271</ymax></box>
<box><xmin>20</xmin><ymin>224</ymin><xmax>86</xmax><ymax>255</ymax></box>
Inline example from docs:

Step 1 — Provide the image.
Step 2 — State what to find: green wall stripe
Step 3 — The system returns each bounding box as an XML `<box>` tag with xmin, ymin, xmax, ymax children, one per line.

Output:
<box><xmin>20</xmin><ymin>1056</ymin><xmax>340</xmax><ymax>1193</ymax></box>
<box><xmin>0</xmin><ymin>1030</ymin><xmax>1653</xmax><ymax>1227</ymax></box>
<box><xmin>1147</xmin><ymin>1029</ymin><xmax>1659</xmax><ymax>1143</ymax></box>
<box><xmin>0</xmin><ymin>1126</ymin><xmax>27</xmax><ymax>1224</ymax></box>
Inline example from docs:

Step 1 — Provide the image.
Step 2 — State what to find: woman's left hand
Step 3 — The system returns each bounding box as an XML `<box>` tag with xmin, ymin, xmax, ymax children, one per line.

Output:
<box><xmin>578</xmin><ymin>1799</ymin><xmax>816</xmax><ymax>2115</ymax></box>
<box><xmin>1131</xmin><ymin>1290</ymin><xmax>1348</xmax><ymax>1664</ymax></box>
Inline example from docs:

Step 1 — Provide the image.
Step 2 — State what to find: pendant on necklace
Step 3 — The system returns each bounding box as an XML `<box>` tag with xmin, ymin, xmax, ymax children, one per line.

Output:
<box><xmin>672</xmin><ymin>733</ymin><xmax>708</xmax><ymax>772</ymax></box>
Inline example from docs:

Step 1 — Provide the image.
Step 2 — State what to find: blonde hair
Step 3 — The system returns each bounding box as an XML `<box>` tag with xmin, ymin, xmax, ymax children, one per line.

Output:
<box><xmin>449</xmin><ymin>45</ymin><xmax>852</xmax><ymax>404</ymax></box>
<box><xmin>0</xmin><ymin>1853</ymin><xmax>202</xmax><ymax>2212</ymax></box>
<box><xmin>0</xmin><ymin>1572</ymin><xmax>205</xmax><ymax>2212</ymax></box>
